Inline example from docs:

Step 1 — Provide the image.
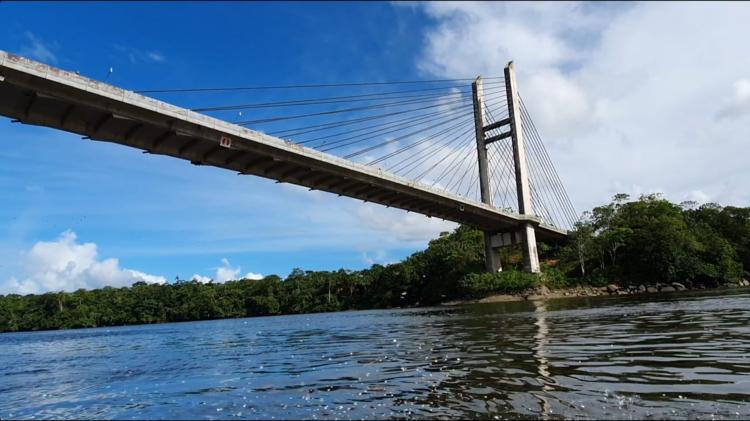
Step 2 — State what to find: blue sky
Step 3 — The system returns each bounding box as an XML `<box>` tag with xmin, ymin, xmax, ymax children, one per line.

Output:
<box><xmin>2</xmin><ymin>2</ymin><xmax>750</xmax><ymax>294</ymax></box>
<box><xmin>0</xmin><ymin>2</ymin><xmax>455</xmax><ymax>292</ymax></box>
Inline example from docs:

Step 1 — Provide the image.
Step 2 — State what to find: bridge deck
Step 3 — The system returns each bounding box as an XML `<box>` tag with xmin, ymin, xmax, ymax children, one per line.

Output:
<box><xmin>0</xmin><ymin>51</ymin><xmax>568</xmax><ymax>242</ymax></box>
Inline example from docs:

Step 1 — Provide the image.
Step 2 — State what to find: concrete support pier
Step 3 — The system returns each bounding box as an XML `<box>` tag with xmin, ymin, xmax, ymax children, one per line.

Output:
<box><xmin>472</xmin><ymin>77</ymin><xmax>502</xmax><ymax>273</ymax></box>
<box><xmin>471</xmin><ymin>62</ymin><xmax>542</xmax><ymax>274</ymax></box>
<box><xmin>519</xmin><ymin>223</ymin><xmax>540</xmax><ymax>273</ymax></box>
<box><xmin>472</xmin><ymin>62</ymin><xmax>541</xmax><ymax>274</ymax></box>
<box><xmin>505</xmin><ymin>61</ymin><xmax>541</xmax><ymax>273</ymax></box>
<box><xmin>484</xmin><ymin>232</ymin><xmax>501</xmax><ymax>272</ymax></box>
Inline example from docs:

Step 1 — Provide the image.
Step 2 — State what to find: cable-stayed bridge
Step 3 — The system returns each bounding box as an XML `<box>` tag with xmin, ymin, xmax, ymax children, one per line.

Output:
<box><xmin>0</xmin><ymin>51</ymin><xmax>577</xmax><ymax>273</ymax></box>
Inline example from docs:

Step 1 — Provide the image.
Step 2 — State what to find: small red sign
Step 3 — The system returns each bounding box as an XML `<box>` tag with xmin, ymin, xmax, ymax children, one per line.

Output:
<box><xmin>219</xmin><ymin>136</ymin><xmax>232</xmax><ymax>148</ymax></box>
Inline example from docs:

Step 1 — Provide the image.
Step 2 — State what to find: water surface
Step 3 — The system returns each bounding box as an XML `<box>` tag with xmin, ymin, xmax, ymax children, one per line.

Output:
<box><xmin>2</xmin><ymin>289</ymin><xmax>750</xmax><ymax>419</ymax></box>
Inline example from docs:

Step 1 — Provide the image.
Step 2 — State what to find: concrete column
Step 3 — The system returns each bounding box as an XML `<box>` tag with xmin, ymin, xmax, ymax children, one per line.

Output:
<box><xmin>505</xmin><ymin>62</ymin><xmax>541</xmax><ymax>273</ymax></box>
<box><xmin>520</xmin><ymin>223</ymin><xmax>540</xmax><ymax>273</ymax></box>
<box><xmin>483</xmin><ymin>232</ymin><xmax>501</xmax><ymax>272</ymax></box>
<box><xmin>472</xmin><ymin>77</ymin><xmax>492</xmax><ymax>205</ymax></box>
<box><xmin>472</xmin><ymin>77</ymin><xmax>501</xmax><ymax>273</ymax></box>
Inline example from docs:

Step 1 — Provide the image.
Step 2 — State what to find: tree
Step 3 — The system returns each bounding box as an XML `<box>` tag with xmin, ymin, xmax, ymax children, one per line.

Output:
<box><xmin>1</xmin><ymin>194</ymin><xmax>747</xmax><ymax>334</ymax></box>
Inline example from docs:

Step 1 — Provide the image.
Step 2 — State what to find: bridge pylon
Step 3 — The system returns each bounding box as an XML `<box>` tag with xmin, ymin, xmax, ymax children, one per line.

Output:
<box><xmin>472</xmin><ymin>62</ymin><xmax>541</xmax><ymax>274</ymax></box>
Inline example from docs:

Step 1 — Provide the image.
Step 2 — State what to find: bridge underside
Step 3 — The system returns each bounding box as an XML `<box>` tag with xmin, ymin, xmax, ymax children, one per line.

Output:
<box><xmin>0</xmin><ymin>52</ymin><xmax>568</xmax><ymax>243</ymax></box>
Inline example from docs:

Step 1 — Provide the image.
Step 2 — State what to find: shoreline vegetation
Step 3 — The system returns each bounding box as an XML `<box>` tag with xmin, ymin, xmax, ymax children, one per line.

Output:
<box><xmin>1</xmin><ymin>193</ymin><xmax>748</xmax><ymax>333</ymax></box>
<box><xmin>442</xmin><ymin>279</ymin><xmax>750</xmax><ymax>306</ymax></box>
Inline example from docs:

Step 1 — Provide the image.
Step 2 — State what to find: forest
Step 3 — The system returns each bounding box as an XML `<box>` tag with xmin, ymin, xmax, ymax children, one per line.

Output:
<box><xmin>1</xmin><ymin>193</ymin><xmax>748</xmax><ymax>332</ymax></box>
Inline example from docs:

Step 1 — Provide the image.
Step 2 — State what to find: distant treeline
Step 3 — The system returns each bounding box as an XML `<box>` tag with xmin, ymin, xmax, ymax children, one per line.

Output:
<box><xmin>1</xmin><ymin>194</ymin><xmax>748</xmax><ymax>332</ymax></box>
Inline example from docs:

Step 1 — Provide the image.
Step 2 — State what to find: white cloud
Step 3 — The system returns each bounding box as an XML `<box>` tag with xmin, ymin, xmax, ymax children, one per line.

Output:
<box><xmin>686</xmin><ymin>189</ymin><xmax>712</xmax><ymax>204</ymax></box>
<box><xmin>414</xmin><ymin>2</ymin><xmax>603</xmax><ymax>77</ymax></box>
<box><xmin>113</xmin><ymin>45</ymin><xmax>167</xmax><ymax>64</ymax></box>
<box><xmin>215</xmin><ymin>257</ymin><xmax>240</xmax><ymax>283</ymax></box>
<box><xmin>523</xmin><ymin>68</ymin><xmax>592</xmax><ymax>137</ymax></box>
<box><xmin>0</xmin><ymin>231</ymin><xmax>165</xmax><ymax>295</ymax></box>
<box><xmin>718</xmin><ymin>78</ymin><xmax>750</xmax><ymax>119</ymax></box>
<box><xmin>19</xmin><ymin>32</ymin><xmax>58</xmax><ymax>64</ymax></box>
<box><xmin>191</xmin><ymin>258</ymin><xmax>263</xmax><ymax>283</ymax></box>
<box><xmin>191</xmin><ymin>274</ymin><xmax>212</xmax><ymax>284</ymax></box>
<box><xmin>362</xmin><ymin>249</ymin><xmax>397</xmax><ymax>267</ymax></box>
<box><xmin>355</xmin><ymin>203</ymin><xmax>456</xmax><ymax>243</ymax></box>
<box><xmin>411</xmin><ymin>1</ymin><xmax>750</xmax><ymax>211</ymax></box>
<box><xmin>277</xmin><ymin>178</ymin><xmax>458</xmax><ymax>252</ymax></box>
<box><xmin>146</xmin><ymin>52</ymin><xmax>166</xmax><ymax>63</ymax></box>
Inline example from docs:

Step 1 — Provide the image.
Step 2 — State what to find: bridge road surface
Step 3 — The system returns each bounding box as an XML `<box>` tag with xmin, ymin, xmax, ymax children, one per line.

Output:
<box><xmin>0</xmin><ymin>51</ymin><xmax>568</xmax><ymax>242</ymax></box>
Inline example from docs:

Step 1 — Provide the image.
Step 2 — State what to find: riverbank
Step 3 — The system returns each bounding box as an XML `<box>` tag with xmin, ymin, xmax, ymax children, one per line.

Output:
<box><xmin>441</xmin><ymin>278</ymin><xmax>750</xmax><ymax>305</ymax></box>
<box><xmin>3</xmin><ymin>195</ymin><xmax>749</xmax><ymax>333</ymax></box>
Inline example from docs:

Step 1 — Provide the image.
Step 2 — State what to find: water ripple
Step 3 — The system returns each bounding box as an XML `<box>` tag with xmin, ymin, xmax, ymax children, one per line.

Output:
<box><xmin>1</xmin><ymin>290</ymin><xmax>750</xmax><ymax>419</ymax></box>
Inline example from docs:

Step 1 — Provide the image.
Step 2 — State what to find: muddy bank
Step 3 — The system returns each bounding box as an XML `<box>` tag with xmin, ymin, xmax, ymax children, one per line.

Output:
<box><xmin>442</xmin><ymin>278</ymin><xmax>750</xmax><ymax>306</ymax></box>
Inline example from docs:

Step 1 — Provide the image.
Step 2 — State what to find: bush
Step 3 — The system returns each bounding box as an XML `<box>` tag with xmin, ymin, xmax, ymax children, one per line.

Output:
<box><xmin>458</xmin><ymin>270</ymin><xmax>539</xmax><ymax>298</ymax></box>
<box><xmin>583</xmin><ymin>269</ymin><xmax>610</xmax><ymax>287</ymax></box>
<box><xmin>541</xmin><ymin>266</ymin><xmax>572</xmax><ymax>289</ymax></box>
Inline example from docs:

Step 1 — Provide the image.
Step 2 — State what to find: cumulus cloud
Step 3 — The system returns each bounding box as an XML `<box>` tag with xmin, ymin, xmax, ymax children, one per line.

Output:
<box><xmin>0</xmin><ymin>231</ymin><xmax>166</xmax><ymax>295</ymax></box>
<box><xmin>191</xmin><ymin>258</ymin><xmax>263</xmax><ymax>283</ymax></box>
<box><xmin>19</xmin><ymin>32</ymin><xmax>58</xmax><ymax>64</ymax></box>
<box><xmin>190</xmin><ymin>274</ymin><xmax>212</xmax><ymax>284</ymax></box>
<box><xmin>410</xmin><ymin>1</ymin><xmax>750</xmax><ymax>210</ymax></box>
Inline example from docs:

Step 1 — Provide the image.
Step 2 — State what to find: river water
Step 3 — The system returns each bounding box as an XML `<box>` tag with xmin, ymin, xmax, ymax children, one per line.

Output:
<box><xmin>2</xmin><ymin>289</ymin><xmax>750</xmax><ymax>419</ymax></box>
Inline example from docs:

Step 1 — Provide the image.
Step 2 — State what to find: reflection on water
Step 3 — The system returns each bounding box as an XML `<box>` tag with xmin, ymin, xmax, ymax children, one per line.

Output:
<box><xmin>533</xmin><ymin>300</ymin><xmax>552</xmax><ymax>418</ymax></box>
<box><xmin>2</xmin><ymin>289</ymin><xmax>750</xmax><ymax>419</ymax></box>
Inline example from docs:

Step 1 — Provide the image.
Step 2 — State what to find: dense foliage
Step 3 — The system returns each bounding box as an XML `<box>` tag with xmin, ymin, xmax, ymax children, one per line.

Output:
<box><xmin>1</xmin><ymin>194</ymin><xmax>748</xmax><ymax>332</ymax></box>
<box><xmin>458</xmin><ymin>271</ymin><xmax>540</xmax><ymax>298</ymax></box>
<box><xmin>562</xmin><ymin>194</ymin><xmax>747</xmax><ymax>287</ymax></box>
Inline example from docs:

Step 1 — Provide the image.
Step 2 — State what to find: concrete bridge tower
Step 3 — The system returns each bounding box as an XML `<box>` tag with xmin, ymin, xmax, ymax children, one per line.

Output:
<box><xmin>472</xmin><ymin>62</ymin><xmax>541</xmax><ymax>273</ymax></box>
